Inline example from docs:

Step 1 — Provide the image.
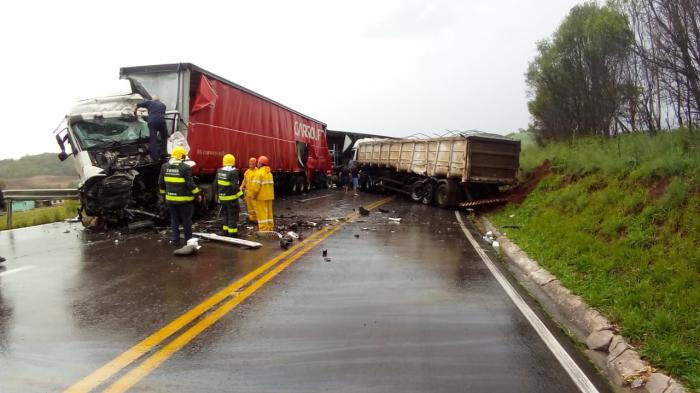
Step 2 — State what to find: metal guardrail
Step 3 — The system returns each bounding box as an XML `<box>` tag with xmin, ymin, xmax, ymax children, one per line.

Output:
<box><xmin>1</xmin><ymin>189</ymin><xmax>79</xmax><ymax>228</ymax></box>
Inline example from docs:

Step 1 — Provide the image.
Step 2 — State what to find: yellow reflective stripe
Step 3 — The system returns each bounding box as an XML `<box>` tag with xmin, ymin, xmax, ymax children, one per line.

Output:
<box><xmin>258</xmin><ymin>219</ymin><xmax>273</xmax><ymax>223</ymax></box>
<box><xmin>165</xmin><ymin>195</ymin><xmax>194</xmax><ymax>202</ymax></box>
<box><xmin>217</xmin><ymin>180</ymin><xmax>232</xmax><ymax>186</ymax></box>
<box><xmin>164</xmin><ymin>176</ymin><xmax>185</xmax><ymax>183</ymax></box>
<box><xmin>159</xmin><ymin>189</ymin><xmax>166</xmax><ymax>194</ymax></box>
<box><xmin>261</xmin><ymin>181</ymin><xmax>274</xmax><ymax>185</ymax></box>
<box><xmin>192</xmin><ymin>187</ymin><xmax>201</xmax><ymax>194</ymax></box>
<box><xmin>223</xmin><ymin>225</ymin><xmax>229</xmax><ymax>230</ymax></box>
<box><xmin>219</xmin><ymin>190</ymin><xmax>244</xmax><ymax>201</ymax></box>
<box><xmin>228</xmin><ymin>228</ymin><xmax>238</xmax><ymax>233</ymax></box>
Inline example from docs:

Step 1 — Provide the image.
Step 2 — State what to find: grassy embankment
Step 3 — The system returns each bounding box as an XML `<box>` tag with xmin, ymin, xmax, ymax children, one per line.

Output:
<box><xmin>492</xmin><ymin>130</ymin><xmax>699</xmax><ymax>390</ymax></box>
<box><xmin>0</xmin><ymin>201</ymin><xmax>79</xmax><ymax>231</ymax></box>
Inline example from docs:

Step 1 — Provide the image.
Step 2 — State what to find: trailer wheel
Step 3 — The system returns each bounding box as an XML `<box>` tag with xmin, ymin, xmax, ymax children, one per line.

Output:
<box><xmin>410</xmin><ymin>181</ymin><xmax>425</xmax><ymax>203</ymax></box>
<box><xmin>293</xmin><ymin>175</ymin><xmax>305</xmax><ymax>195</ymax></box>
<box><xmin>421</xmin><ymin>182</ymin><xmax>435</xmax><ymax>205</ymax></box>
<box><xmin>435</xmin><ymin>181</ymin><xmax>461</xmax><ymax>209</ymax></box>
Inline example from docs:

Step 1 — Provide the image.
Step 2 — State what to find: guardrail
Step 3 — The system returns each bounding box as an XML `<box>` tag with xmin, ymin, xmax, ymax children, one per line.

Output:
<box><xmin>1</xmin><ymin>189</ymin><xmax>79</xmax><ymax>228</ymax></box>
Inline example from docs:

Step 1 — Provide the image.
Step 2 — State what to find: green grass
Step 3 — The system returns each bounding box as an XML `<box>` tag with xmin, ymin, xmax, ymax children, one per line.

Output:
<box><xmin>0</xmin><ymin>201</ymin><xmax>80</xmax><ymax>231</ymax></box>
<box><xmin>492</xmin><ymin>129</ymin><xmax>700</xmax><ymax>391</ymax></box>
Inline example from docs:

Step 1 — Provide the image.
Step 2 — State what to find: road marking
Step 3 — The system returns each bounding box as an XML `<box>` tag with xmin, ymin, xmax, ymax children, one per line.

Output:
<box><xmin>455</xmin><ymin>211</ymin><xmax>599</xmax><ymax>393</ymax></box>
<box><xmin>64</xmin><ymin>196</ymin><xmax>392</xmax><ymax>393</ymax></box>
<box><xmin>0</xmin><ymin>265</ymin><xmax>35</xmax><ymax>277</ymax></box>
<box><xmin>298</xmin><ymin>194</ymin><xmax>331</xmax><ymax>203</ymax></box>
<box><xmin>63</xmin><ymin>229</ymin><xmax>329</xmax><ymax>393</ymax></box>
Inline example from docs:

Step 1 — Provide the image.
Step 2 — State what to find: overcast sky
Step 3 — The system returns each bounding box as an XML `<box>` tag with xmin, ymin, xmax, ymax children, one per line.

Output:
<box><xmin>0</xmin><ymin>0</ymin><xmax>581</xmax><ymax>160</ymax></box>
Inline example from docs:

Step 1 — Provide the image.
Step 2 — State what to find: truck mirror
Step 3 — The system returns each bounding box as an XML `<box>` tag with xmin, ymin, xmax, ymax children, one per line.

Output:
<box><xmin>58</xmin><ymin>151</ymin><xmax>69</xmax><ymax>162</ymax></box>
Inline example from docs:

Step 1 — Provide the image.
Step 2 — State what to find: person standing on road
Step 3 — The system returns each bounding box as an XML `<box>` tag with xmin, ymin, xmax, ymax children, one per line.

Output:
<box><xmin>216</xmin><ymin>154</ymin><xmax>243</xmax><ymax>237</ymax></box>
<box><xmin>135</xmin><ymin>96</ymin><xmax>168</xmax><ymax>161</ymax></box>
<box><xmin>159</xmin><ymin>146</ymin><xmax>201</xmax><ymax>246</ymax></box>
<box><xmin>240</xmin><ymin>157</ymin><xmax>258</xmax><ymax>224</ymax></box>
<box><xmin>339</xmin><ymin>165</ymin><xmax>351</xmax><ymax>193</ymax></box>
<box><xmin>247</xmin><ymin>155</ymin><xmax>275</xmax><ymax>232</ymax></box>
<box><xmin>349</xmin><ymin>160</ymin><xmax>360</xmax><ymax>197</ymax></box>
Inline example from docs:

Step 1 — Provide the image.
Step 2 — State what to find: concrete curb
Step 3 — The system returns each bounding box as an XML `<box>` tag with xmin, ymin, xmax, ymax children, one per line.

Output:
<box><xmin>478</xmin><ymin>216</ymin><xmax>688</xmax><ymax>393</ymax></box>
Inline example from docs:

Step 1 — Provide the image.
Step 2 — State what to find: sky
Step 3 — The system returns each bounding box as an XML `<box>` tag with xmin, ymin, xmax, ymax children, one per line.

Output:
<box><xmin>0</xmin><ymin>0</ymin><xmax>581</xmax><ymax>160</ymax></box>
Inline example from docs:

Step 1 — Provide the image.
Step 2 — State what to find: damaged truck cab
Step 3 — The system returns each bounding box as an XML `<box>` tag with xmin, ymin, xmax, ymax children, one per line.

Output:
<box><xmin>55</xmin><ymin>86</ymin><xmax>173</xmax><ymax>226</ymax></box>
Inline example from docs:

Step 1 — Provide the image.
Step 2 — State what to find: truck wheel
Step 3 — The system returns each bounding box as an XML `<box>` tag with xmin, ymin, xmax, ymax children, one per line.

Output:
<box><xmin>410</xmin><ymin>181</ymin><xmax>425</xmax><ymax>202</ymax></box>
<box><xmin>293</xmin><ymin>175</ymin><xmax>305</xmax><ymax>195</ymax></box>
<box><xmin>421</xmin><ymin>182</ymin><xmax>435</xmax><ymax>205</ymax></box>
<box><xmin>435</xmin><ymin>181</ymin><xmax>461</xmax><ymax>209</ymax></box>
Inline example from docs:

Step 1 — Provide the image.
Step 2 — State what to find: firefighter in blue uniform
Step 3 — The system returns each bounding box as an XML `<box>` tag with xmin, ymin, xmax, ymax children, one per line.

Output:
<box><xmin>158</xmin><ymin>146</ymin><xmax>200</xmax><ymax>246</ymax></box>
<box><xmin>216</xmin><ymin>154</ymin><xmax>243</xmax><ymax>237</ymax></box>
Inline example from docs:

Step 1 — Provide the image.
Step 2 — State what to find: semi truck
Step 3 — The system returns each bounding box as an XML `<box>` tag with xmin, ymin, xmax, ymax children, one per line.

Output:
<box><xmin>54</xmin><ymin>63</ymin><xmax>332</xmax><ymax>225</ymax></box>
<box><xmin>353</xmin><ymin>132</ymin><xmax>521</xmax><ymax>208</ymax></box>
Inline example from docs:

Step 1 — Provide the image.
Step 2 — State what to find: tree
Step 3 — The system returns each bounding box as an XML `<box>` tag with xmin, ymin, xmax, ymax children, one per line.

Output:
<box><xmin>526</xmin><ymin>2</ymin><xmax>634</xmax><ymax>141</ymax></box>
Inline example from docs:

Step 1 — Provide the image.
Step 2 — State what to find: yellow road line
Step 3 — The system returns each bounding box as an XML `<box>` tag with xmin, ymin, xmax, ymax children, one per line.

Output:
<box><xmin>104</xmin><ymin>197</ymin><xmax>393</xmax><ymax>393</ymax></box>
<box><xmin>63</xmin><ymin>228</ymin><xmax>328</xmax><ymax>393</ymax></box>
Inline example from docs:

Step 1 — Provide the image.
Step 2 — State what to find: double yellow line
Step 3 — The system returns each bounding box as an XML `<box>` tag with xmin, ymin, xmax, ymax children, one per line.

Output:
<box><xmin>64</xmin><ymin>197</ymin><xmax>392</xmax><ymax>393</ymax></box>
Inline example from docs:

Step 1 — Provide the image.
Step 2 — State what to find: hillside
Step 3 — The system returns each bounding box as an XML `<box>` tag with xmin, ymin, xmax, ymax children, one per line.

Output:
<box><xmin>492</xmin><ymin>129</ymin><xmax>700</xmax><ymax>390</ymax></box>
<box><xmin>0</xmin><ymin>153</ymin><xmax>78</xmax><ymax>189</ymax></box>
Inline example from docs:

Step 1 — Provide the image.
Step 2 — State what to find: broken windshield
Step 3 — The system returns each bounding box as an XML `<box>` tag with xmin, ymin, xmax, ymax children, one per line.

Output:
<box><xmin>71</xmin><ymin>118</ymin><xmax>149</xmax><ymax>149</ymax></box>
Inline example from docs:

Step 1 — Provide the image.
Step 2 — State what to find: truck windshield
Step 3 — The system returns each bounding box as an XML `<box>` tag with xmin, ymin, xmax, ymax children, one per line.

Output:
<box><xmin>71</xmin><ymin>118</ymin><xmax>149</xmax><ymax>149</ymax></box>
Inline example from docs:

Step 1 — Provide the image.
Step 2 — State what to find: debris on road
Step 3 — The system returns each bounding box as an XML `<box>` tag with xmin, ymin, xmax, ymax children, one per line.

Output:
<box><xmin>322</xmin><ymin>249</ymin><xmax>328</xmax><ymax>257</ymax></box>
<box><xmin>193</xmin><ymin>232</ymin><xmax>263</xmax><ymax>249</ymax></box>
<box><xmin>358</xmin><ymin>207</ymin><xmax>370</xmax><ymax>216</ymax></box>
<box><xmin>0</xmin><ymin>256</ymin><xmax>5</xmax><ymax>264</ymax></box>
<box><xmin>286</xmin><ymin>231</ymin><xmax>300</xmax><ymax>239</ymax></box>
<box><xmin>388</xmin><ymin>217</ymin><xmax>402</xmax><ymax>223</ymax></box>
<box><xmin>378</xmin><ymin>208</ymin><xmax>390</xmax><ymax>213</ymax></box>
<box><xmin>324</xmin><ymin>257</ymin><xmax>332</xmax><ymax>262</ymax></box>
<box><xmin>128</xmin><ymin>220</ymin><xmax>154</xmax><ymax>232</ymax></box>
<box><xmin>354</xmin><ymin>234</ymin><xmax>360</xmax><ymax>238</ymax></box>
<box><xmin>279</xmin><ymin>234</ymin><xmax>294</xmax><ymax>250</ymax></box>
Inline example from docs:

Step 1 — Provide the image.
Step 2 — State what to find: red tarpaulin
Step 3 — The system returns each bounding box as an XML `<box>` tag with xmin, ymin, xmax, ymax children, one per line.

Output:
<box><xmin>186</xmin><ymin>75</ymin><xmax>331</xmax><ymax>176</ymax></box>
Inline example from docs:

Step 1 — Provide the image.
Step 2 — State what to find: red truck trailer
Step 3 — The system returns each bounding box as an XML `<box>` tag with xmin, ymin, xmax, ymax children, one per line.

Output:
<box><xmin>121</xmin><ymin>63</ymin><xmax>332</xmax><ymax>192</ymax></box>
<box><xmin>55</xmin><ymin>63</ymin><xmax>331</xmax><ymax>225</ymax></box>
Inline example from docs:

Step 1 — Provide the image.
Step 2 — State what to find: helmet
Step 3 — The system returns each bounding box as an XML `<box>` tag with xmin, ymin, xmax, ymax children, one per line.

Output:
<box><xmin>258</xmin><ymin>155</ymin><xmax>269</xmax><ymax>166</ymax></box>
<box><xmin>172</xmin><ymin>146</ymin><xmax>187</xmax><ymax>160</ymax></box>
<box><xmin>223</xmin><ymin>154</ymin><xmax>235</xmax><ymax>167</ymax></box>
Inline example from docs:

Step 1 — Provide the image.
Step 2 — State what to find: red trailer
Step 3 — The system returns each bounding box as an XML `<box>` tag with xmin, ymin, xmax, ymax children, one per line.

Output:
<box><xmin>120</xmin><ymin>63</ymin><xmax>332</xmax><ymax>194</ymax></box>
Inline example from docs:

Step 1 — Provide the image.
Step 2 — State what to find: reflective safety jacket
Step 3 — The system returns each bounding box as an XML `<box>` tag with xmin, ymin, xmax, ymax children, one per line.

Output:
<box><xmin>216</xmin><ymin>166</ymin><xmax>242</xmax><ymax>202</ymax></box>
<box><xmin>248</xmin><ymin>166</ymin><xmax>274</xmax><ymax>201</ymax></box>
<box><xmin>158</xmin><ymin>159</ymin><xmax>200</xmax><ymax>204</ymax></box>
<box><xmin>241</xmin><ymin>167</ymin><xmax>257</xmax><ymax>191</ymax></box>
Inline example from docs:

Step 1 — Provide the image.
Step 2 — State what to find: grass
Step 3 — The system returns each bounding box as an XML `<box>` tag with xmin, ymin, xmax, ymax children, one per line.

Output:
<box><xmin>492</xmin><ymin>129</ymin><xmax>700</xmax><ymax>391</ymax></box>
<box><xmin>0</xmin><ymin>201</ymin><xmax>80</xmax><ymax>231</ymax></box>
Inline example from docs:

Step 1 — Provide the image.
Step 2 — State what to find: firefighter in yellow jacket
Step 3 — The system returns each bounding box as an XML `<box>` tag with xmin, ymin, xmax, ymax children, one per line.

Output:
<box><xmin>240</xmin><ymin>157</ymin><xmax>258</xmax><ymax>223</ymax></box>
<box><xmin>247</xmin><ymin>155</ymin><xmax>275</xmax><ymax>231</ymax></box>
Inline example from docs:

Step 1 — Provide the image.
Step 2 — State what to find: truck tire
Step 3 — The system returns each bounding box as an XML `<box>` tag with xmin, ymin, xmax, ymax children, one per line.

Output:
<box><xmin>421</xmin><ymin>182</ymin><xmax>435</xmax><ymax>205</ymax></box>
<box><xmin>435</xmin><ymin>181</ymin><xmax>461</xmax><ymax>209</ymax></box>
<box><xmin>410</xmin><ymin>181</ymin><xmax>425</xmax><ymax>202</ymax></box>
<box><xmin>293</xmin><ymin>175</ymin><xmax>305</xmax><ymax>195</ymax></box>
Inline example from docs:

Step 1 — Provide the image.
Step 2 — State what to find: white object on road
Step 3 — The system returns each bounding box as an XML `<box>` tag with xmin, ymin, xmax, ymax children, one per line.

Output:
<box><xmin>286</xmin><ymin>231</ymin><xmax>300</xmax><ymax>239</ymax></box>
<box><xmin>492</xmin><ymin>241</ymin><xmax>500</xmax><ymax>249</ymax></box>
<box><xmin>0</xmin><ymin>265</ymin><xmax>35</xmax><ymax>277</ymax></box>
<box><xmin>192</xmin><ymin>232</ymin><xmax>262</xmax><ymax>248</ymax></box>
<box><xmin>388</xmin><ymin>217</ymin><xmax>402</xmax><ymax>222</ymax></box>
<box><xmin>455</xmin><ymin>211</ymin><xmax>599</xmax><ymax>393</ymax></box>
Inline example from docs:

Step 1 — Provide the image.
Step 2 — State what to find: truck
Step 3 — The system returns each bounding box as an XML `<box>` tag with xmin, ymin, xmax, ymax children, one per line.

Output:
<box><xmin>54</xmin><ymin>63</ymin><xmax>332</xmax><ymax>226</ymax></box>
<box><xmin>353</xmin><ymin>132</ymin><xmax>521</xmax><ymax>208</ymax></box>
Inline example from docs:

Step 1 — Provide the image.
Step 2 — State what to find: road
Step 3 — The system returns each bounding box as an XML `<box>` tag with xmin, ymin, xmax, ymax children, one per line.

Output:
<box><xmin>0</xmin><ymin>190</ymin><xmax>610</xmax><ymax>392</ymax></box>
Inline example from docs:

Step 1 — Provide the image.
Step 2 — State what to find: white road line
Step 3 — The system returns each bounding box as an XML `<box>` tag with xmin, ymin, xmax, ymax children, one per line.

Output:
<box><xmin>0</xmin><ymin>265</ymin><xmax>36</xmax><ymax>277</ymax></box>
<box><xmin>299</xmin><ymin>194</ymin><xmax>331</xmax><ymax>203</ymax></box>
<box><xmin>455</xmin><ymin>211</ymin><xmax>599</xmax><ymax>393</ymax></box>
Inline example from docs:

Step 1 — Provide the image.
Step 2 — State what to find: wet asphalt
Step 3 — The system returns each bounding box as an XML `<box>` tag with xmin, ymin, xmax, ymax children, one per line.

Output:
<box><xmin>0</xmin><ymin>189</ymin><xmax>610</xmax><ymax>392</ymax></box>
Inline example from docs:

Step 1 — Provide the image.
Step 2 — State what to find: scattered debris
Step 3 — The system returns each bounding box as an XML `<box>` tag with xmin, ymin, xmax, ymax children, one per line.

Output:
<box><xmin>257</xmin><ymin>231</ymin><xmax>282</xmax><ymax>239</ymax></box>
<box><xmin>279</xmin><ymin>234</ymin><xmax>294</xmax><ymax>250</ymax></box>
<box><xmin>193</xmin><ymin>232</ymin><xmax>263</xmax><ymax>248</ymax></box>
<box><xmin>324</xmin><ymin>257</ymin><xmax>332</xmax><ymax>262</ymax></box>
<box><xmin>286</xmin><ymin>231</ymin><xmax>300</xmax><ymax>239</ymax></box>
<box><xmin>388</xmin><ymin>217</ymin><xmax>402</xmax><ymax>222</ymax></box>
<box><xmin>354</xmin><ymin>234</ymin><xmax>360</xmax><ymax>238</ymax></box>
<box><xmin>128</xmin><ymin>220</ymin><xmax>154</xmax><ymax>232</ymax></box>
<box><xmin>358</xmin><ymin>207</ymin><xmax>370</xmax><ymax>216</ymax></box>
<box><xmin>378</xmin><ymin>208</ymin><xmax>390</xmax><ymax>213</ymax></box>
<box><xmin>483</xmin><ymin>231</ymin><xmax>498</xmax><ymax>245</ymax></box>
<box><xmin>492</xmin><ymin>241</ymin><xmax>500</xmax><ymax>249</ymax></box>
<box><xmin>322</xmin><ymin>249</ymin><xmax>328</xmax><ymax>257</ymax></box>
<box><xmin>361</xmin><ymin>228</ymin><xmax>370</xmax><ymax>231</ymax></box>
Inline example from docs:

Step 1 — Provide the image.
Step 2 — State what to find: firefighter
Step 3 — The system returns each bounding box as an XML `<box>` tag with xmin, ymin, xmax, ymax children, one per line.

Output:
<box><xmin>248</xmin><ymin>155</ymin><xmax>275</xmax><ymax>231</ymax></box>
<box><xmin>159</xmin><ymin>146</ymin><xmax>201</xmax><ymax>246</ymax></box>
<box><xmin>217</xmin><ymin>154</ymin><xmax>243</xmax><ymax>237</ymax></box>
<box><xmin>240</xmin><ymin>157</ymin><xmax>258</xmax><ymax>224</ymax></box>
